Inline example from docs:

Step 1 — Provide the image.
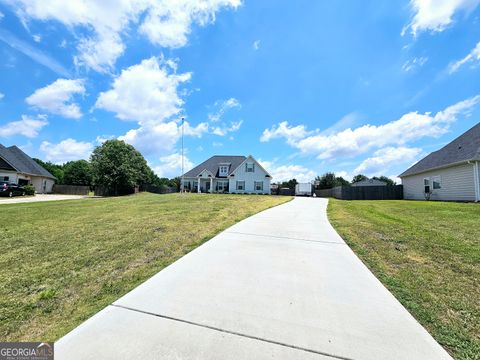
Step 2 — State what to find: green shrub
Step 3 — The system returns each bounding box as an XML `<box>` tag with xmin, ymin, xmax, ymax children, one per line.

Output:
<box><xmin>24</xmin><ymin>185</ymin><xmax>35</xmax><ymax>195</ymax></box>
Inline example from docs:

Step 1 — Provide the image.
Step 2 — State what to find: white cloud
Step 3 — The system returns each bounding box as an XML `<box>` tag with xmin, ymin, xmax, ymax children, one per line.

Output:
<box><xmin>259</xmin><ymin>159</ymin><xmax>316</xmax><ymax>183</ymax></box>
<box><xmin>119</xmin><ymin>120</ymin><xmax>208</xmax><ymax>155</ymax></box>
<box><xmin>32</xmin><ymin>34</ymin><xmax>41</xmax><ymax>43</ymax></box>
<box><xmin>261</xmin><ymin>95</ymin><xmax>480</xmax><ymax>160</ymax></box>
<box><xmin>0</xmin><ymin>28</ymin><xmax>71</xmax><ymax>77</ymax></box>
<box><xmin>0</xmin><ymin>114</ymin><xmax>48</xmax><ymax>138</ymax></box>
<box><xmin>152</xmin><ymin>152</ymin><xmax>194</xmax><ymax>178</ymax></box>
<box><xmin>402</xmin><ymin>56</ymin><xmax>428</xmax><ymax>72</ymax></box>
<box><xmin>26</xmin><ymin>78</ymin><xmax>85</xmax><ymax>119</ymax></box>
<box><xmin>260</xmin><ymin>121</ymin><xmax>314</xmax><ymax>145</ymax></box>
<box><xmin>322</xmin><ymin>112</ymin><xmax>360</xmax><ymax>135</ymax></box>
<box><xmin>95</xmin><ymin>56</ymin><xmax>191</xmax><ymax>122</ymax></box>
<box><xmin>403</xmin><ymin>0</ymin><xmax>480</xmax><ymax>36</ymax></box>
<box><xmin>40</xmin><ymin>138</ymin><xmax>93</xmax><ymax>163</ymax></box>
<box><xmin>95</xmin><ymin>135</ymin><xmax>115</xmax><ymax>145</ymax></box>
<box><xmin>9</xmin><ymin>0</ymin><xmax>241</xmax><ymax>72</ymax></box>
<box><xmin>354</xmin><ymin>147</ymin><xmax>422</xmax><ymax>175</ymax></box>
<box><xmin>211</xmin><ymin>120</ymin><xmax>242</xmax><ymax>136</ymax></box>
<box><xmin>335</xmin><ymin>171</ymin><xmax>353</xmax><ymax>182</ymax></box>
<box><xmin>253</xmin><ymin>40</ymin><xmax>260</xmax><ymax>50</ymax></box>
<box><xmin>449</xmin><ymin>40</ymin><xmax>480</xmax><ymax>73</ymax></box>
<box><xmin>208</xmin><ymin>97</ymin><xmax>241</xmax><ymax>122</ymax></box>
<box><xmin>0</xmin><ymin>92</ymin><xmax>4</xmax><ymax>100</ymax></box>
<box><xmin>0</xmin><ymin>11</ymin><xmax>4</xmax><ymax>21</ymax></box>
<box><xmin>139</xmin><ymin>0</ymin><xmax>241</xmax><ymax>48</ymax></box>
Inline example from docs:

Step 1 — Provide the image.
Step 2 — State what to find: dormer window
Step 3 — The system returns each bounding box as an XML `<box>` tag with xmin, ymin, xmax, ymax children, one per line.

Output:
<box><xmin>219</xmin><ymin>165</ymin><xmax>229</xmax><ymax>176</ymax></box>
<box><xmin>246</xmin><ymin>163</ymin><xmax>255</xmax><ymax>172</ymax></box>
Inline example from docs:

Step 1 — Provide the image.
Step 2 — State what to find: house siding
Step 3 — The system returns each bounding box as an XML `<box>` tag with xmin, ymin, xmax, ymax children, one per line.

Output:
<box><xmin>229</xmin><ymin>160</ymin><xmax>270</xmax><ymax>194</ymax></box>
<box><xmin>31</xmin><ymin>177</ymin><xmax>55</xmax><ymax>194</ymax></box>
<box><xmin>402</xmin><ymin>162</ymin><xmax>476</xmax><ymax>201</ymax></box>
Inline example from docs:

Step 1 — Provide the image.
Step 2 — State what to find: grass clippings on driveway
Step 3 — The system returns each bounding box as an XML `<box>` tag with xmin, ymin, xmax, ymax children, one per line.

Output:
<box><xmin>328</xmin><ymin>199</ymin><xmax>479</xmax><ymax>360</ymax></box>
<box><xmin>0</xmin><ymin>193</ymin><xmax>291</xmax><ymax>341</ymax></box>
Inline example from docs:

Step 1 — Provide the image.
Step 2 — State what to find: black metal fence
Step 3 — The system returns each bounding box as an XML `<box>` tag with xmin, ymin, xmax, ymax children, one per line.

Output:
<box><xmin>315</xmin><ymin>185</ymin><xmax>403</xmax><ymax>200</ymax></box>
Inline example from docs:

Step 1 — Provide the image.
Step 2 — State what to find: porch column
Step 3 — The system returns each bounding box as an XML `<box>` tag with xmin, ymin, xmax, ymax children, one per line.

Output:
<box><xmin>198</xmin><ymin>177</ymin><xmax>201</xmax><ymax>193</ymax></box>
<box><xmin>210</xmin><ymin>177</ymin><xmax>213</xmax><ymax>193</ymax></box>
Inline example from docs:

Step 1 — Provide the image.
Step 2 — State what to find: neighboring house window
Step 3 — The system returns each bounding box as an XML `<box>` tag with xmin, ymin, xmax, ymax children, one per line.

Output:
<box><xmin>254</xmin><ymin>181</ymin><xmax>263</xmax><ymax>191</ymax></box>
<box><xmin>432</xmin><ymin>176</ymin><xmax>441</xmax><ymax>189</ymax></box>
<box><xmin>3</xmin><ymin>176</ymin><xmax>9</xmax><ymax>181</ymax></box>
<box><xmin>246</xmin><ymin>163</ymin><xmax>255</xmax><ymax>172</ymax></box>
<box><xmin>236</xmin><ymin>181</ymin><xmax>245</xmax><ymax>190</ymax></box>
<box><xmin>219</xmin><ymin>165</ymin><xmax>229</xmax><ymax>176</ymax></box>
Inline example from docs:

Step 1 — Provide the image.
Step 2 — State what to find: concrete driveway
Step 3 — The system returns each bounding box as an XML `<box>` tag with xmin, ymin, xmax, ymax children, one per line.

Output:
<box><xmin>0</xmin><ymin>194</ymin><xmax>85</xmax><ymax>205</ymax></box>
<box><xmin>56</xmin><ymin>197</ymin><xmax>452</xmax><ymax>360</ymax></box>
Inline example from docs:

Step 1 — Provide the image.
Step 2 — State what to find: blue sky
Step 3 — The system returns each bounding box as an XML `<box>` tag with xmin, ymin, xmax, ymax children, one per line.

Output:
<box><xmin>0</xmin><ymin>0</ymin><xmax>480</xmax><ymax>182</ymax></box>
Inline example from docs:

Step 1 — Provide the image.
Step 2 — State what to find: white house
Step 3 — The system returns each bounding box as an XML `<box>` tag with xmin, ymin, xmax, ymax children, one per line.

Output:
<box><xmin>0</xmin><ymin>144</ymin><xmax>56</xmax><ymax>193</ymax></box>
<box><xmin>181</xmin><ymin>155</ymin><xmax>271</xmax><ymax>194</ymax></box>
<box><xmin>399</xmin><ymin>122</ymin><xmax>480</xmax><ymax>201</ymax></box>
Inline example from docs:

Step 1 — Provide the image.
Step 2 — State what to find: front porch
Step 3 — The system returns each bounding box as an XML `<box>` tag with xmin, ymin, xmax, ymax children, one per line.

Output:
<box><xmin>181</xmin><ymin>177</ymin><xmax>230</xmax><ymax>193</ymax></box>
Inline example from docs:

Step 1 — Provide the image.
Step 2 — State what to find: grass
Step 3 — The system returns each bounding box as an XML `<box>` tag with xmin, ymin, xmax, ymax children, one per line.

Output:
<box><xmin>0</xmin><ymin>192</ymin><xmax>291</xmax><ymax>341</ymax></box>
<box><xmin>327</xmin><ymin>199</ymin><xmax>480</xmax><ymax>360</ymax></box>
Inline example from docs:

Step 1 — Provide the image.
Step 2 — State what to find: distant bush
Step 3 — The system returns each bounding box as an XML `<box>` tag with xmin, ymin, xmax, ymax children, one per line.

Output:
<box><xmin>24</xmin><ymin>185</ymin><xmax>35</xmax><ymax>195</ymax></box>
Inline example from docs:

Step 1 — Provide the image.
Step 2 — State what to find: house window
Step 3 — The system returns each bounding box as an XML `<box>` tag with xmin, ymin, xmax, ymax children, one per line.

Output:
<box><xmin>424</xmin><ymin>178</ymin><xmax>430</xmax><ymax>193</ymax></box>
<box><xmin>254</xmin><ymin>181</ymin><xmax>263</xmax><ymax>191</ymax></box>
<box><xmin>246</xmin><ymin>163</ymin><xmax>255</xmax><ymax>172</ymax></box>
<box><xmin>219</xmin><ymin>165</ymin><xmax>229</xmax><ymax>176</ymax></box>
<box><xmin>236</xmin><ymin>181</ymin><xmax>245</xmax><ymax>190</ymax></box>
<box><xmin>3</xmin><ymin>176</ymin><xmax>9</xmax><ymax>181</ymax></box>
<box><xmin>217</xmin><ymin>181</ymin><xmax>228</xmax><ymax>191</ymax></box>
<box><xmin>432</xmin><ymin>176</ymin><xmax>441</xmax><ymax>189</ymax></box>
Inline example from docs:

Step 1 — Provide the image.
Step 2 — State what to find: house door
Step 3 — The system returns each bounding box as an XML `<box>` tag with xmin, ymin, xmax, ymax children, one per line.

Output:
<box><xmin>205</xmin><ymin>181</ymin><xmax>211</xmax><ymax>192</ymax></box>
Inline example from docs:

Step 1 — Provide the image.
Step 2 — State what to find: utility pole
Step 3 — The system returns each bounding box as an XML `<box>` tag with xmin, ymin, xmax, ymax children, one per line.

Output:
<box><xmin>181</xmin><ymin>116</ymin><xmax>184</xmax><ymax>193</ymax></box>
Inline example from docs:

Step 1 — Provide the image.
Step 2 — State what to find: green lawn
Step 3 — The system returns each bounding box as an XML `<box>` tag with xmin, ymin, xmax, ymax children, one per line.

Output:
<box><xmin>328</xmin><ymin>199</ymin><xmax>480</xmax><ymax>360</ymax></box>
<box><xmin>0</xmin><ymin>193</ymin><xmax>291</xmax><ymax>341</ymax></box>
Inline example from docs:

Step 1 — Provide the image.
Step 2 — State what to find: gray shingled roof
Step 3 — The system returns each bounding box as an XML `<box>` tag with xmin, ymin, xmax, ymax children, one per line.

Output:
<box><xmin>399</xmin><ymin>122</ymin><xmax>480</xmax><ymax>177</ymax></box>
<box><xmin>351</xmin><ymin>179</ymin><xmax>387</xmax><ymax>186</ymax></box>
<box><xmin>0</xmin><ymin>144</ymin><xmax>56</xmax><ymax>179</ymax></box>
<box><xmin>183</xmin><ymin>155</ymin><xmax>246</xmax><ymax>177</ymax></box>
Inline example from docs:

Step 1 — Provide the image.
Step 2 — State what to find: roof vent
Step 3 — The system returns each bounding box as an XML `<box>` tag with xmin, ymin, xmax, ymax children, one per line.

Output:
<box><xmin>458</xmin><ymin>146</ymin><xmax>462</xmax><ymax>150</ymax></box>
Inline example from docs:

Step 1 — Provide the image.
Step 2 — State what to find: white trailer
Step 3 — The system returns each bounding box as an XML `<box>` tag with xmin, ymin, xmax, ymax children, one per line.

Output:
<box><xmin>295</xmin><ymin>183</ymin><xmax>312</xmax><ymax>196</ymax></box>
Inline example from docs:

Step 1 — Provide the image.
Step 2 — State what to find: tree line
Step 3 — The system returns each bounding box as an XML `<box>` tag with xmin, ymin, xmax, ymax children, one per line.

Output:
<box><xmin>34</xmin><ymin>140</ymin><xmax>179</xmax><ymax>195</ymax></box>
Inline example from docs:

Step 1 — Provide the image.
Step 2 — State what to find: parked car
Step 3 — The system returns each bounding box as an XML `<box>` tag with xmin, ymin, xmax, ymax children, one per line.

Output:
<box><xmin>0</xmin><ymin>182</ymin><xmax>26</xmax><ymax>197</ymax></box>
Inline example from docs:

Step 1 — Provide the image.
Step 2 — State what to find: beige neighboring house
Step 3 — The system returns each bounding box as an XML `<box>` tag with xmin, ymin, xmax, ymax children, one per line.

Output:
<box><xmin>399</xmin><ymin>123</ymin><xmax>480</xmax><ymax>202</ymax></box>
<box><xmin>181</xmin><ymin>155</ymin><xmax>271</xmax><ymax>194</ymax></box>
<box><xmin>0</xmin><ymin>144</ymin><xmax>55</xmax><ymax>193</ymax></box>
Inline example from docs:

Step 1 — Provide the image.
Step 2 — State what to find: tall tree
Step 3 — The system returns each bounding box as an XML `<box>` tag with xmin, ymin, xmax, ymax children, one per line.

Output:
<box><xmin>335</xmin><ymin>176</ymin><xmax>350</xmax><ymax>187</ymax></box>
<box><xmin>90</xmin><ymin>140</ymin><xmax>151</xmax><ymax>195</ymax></box>
<box><xmin>63</xmin><ymin>160</ymin><xmax>93</xmax><ymax>186</ymax></box>
<box><xmin>352</xmin><ymin>174</ymin><xmax>368</xmax><ymax>184</ymax></box>
<box><xmin>280</xmin><ymin>178</ymin><xmax>298</xmax><ymax>189</ymax></box>
<box><xmin>372</xmin><ymin>176</ymin><xmax>396</xmax><ymax>186</ymax></box>
<box><xmin>317</xmin><ymin>172</ymin><xmax>337</xmax><ymax>189</ymax></box>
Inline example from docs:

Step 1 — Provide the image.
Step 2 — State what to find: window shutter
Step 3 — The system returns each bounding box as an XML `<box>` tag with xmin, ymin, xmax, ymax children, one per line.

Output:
<box><xmin>252</xmin><ymin>163</ymin><xmax>255</xmax><ymax>172</ymax></box>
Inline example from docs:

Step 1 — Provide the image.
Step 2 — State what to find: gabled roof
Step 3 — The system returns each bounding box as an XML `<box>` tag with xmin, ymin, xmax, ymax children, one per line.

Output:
<box><xmin>183</xmin><ymin>155</ymin><xmax>246</xmax><ymax>177</ymax></box>
<box><xmin>0</xmin><ymin>144</ymin><xmax>56</xmax><ymax>179</ymax></box>
<box><xmin>399</xmin><ymin>122</ymin><xmax>480</xmax><ymax>177</ymax></box>
<box><xmin>351</xmin><ymin>178</ymin><xmax>387</xmax><ymax>186</ymax></box>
